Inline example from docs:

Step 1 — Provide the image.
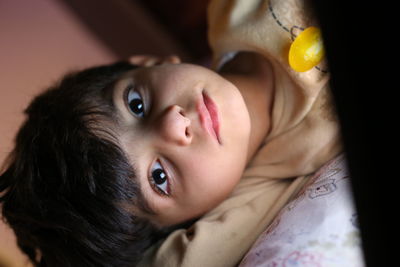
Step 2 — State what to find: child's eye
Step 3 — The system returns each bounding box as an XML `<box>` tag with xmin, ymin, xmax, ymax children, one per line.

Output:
<box><xmin>127</xmin><ymin>88</ymin><xmax>145</xmax><ymax>118</ymax></box>
<box><xmin>149</xmin><ymin>160</ymin><xmax>170</xmax><ymax>196</ymax></box>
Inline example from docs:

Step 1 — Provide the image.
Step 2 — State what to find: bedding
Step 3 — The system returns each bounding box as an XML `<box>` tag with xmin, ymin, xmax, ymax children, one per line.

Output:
<box><xmin>239</xmin><ymin>154</ymin><xmax>365</xmax><ymax>267</ymax></box>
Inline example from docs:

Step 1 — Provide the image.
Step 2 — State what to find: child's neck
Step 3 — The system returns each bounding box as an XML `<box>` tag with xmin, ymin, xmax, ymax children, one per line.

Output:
<box><xmin>219</xmin><ymin>51</ymin><xmax>275</xmax><ymax>164</ymax></box>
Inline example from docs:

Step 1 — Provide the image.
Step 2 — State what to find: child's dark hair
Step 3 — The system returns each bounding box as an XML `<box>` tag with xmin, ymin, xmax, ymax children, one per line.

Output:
<box><xmin>0</xmin><ymin>61</ymin><xmax>165</xmax><ymax>266</ymax></box>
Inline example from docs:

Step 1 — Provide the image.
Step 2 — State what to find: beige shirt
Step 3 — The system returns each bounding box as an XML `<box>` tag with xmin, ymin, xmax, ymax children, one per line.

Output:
<box><xmin>138</xmin><ymin>0</ymin><xmax>342</xmax><ymax>266</ymax></box>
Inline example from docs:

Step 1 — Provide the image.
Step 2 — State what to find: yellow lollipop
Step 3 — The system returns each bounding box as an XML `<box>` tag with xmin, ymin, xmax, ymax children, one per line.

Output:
<box><xmin>289</xmin><ymin>26</ymin><xmax>325</xmax><ymax>72</ymax></box>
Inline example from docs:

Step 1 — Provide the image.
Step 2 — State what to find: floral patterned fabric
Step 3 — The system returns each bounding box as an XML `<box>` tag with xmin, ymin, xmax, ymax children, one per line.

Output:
<box><xmin>239</xmin><ymin>154</ymin><xmax>365</xmax><ymax>267</ymax></box>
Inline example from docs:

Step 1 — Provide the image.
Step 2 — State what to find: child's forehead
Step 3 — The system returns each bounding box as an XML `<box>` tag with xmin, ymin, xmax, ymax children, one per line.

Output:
<box><xmin>119</xmin><ymin>67</ymin><xmax>147</xmax><ymax>79</ymax></box>
<box><xmin>113</xmin><ymin>68</ymin><xmax>154</xmax><ymax>91</ymax></box>
<box><xmin>121</xmin><ymin>68</ymin><xmax>139</xmax><ymax>77</ymax></box>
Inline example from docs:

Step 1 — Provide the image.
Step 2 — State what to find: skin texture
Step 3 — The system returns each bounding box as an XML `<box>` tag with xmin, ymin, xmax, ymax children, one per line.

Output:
<box><xmin>112</xmin><ymin>53</ymin><xmax>274</xmax><ymax>227</ymax></box>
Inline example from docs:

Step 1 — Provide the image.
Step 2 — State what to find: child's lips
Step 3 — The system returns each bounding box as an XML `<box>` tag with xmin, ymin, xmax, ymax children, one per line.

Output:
<box><xmin>196</xmin><ymin>91</ymin><xmax>221</xmax><ymax>144</ymax></box>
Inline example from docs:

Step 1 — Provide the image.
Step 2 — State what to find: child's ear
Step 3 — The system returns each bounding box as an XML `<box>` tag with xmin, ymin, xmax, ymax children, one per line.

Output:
<box><xmin>128</xmin><ymin>54</ymin><xmax>181</xmax><ymax>67</ymax></box>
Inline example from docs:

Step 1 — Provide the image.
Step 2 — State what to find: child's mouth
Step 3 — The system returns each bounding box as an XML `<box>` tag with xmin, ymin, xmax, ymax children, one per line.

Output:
<box><xmin>197</xmin><ymin>91</ymin><xmax>221</xmax><ymax>144</ymax></box>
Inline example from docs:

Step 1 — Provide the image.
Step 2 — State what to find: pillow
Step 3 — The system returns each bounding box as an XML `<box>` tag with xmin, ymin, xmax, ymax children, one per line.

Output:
<box><xmin>239</xmin><ymin>154</ymin><xmax>365</xmax><ymax>267</ymax></box>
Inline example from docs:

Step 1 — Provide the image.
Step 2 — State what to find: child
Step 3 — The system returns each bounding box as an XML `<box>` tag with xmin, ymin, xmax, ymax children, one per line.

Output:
<box><xmin>0</xmin><ymin>0</ymin><xmax>342</xmax><ymax>266</ymax></box>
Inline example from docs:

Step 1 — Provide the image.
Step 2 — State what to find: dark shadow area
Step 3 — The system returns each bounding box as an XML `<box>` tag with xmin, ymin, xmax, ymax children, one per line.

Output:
<box><xmin>60</xmin><ymin>0</ymin><xmax>211</xmax><ymax>63</ymax></box>
<box><xmin>136</xmin><ymin>0</ymin><xmax>212</xmax><ymax>62</ymax></box>
<box><xmin>312</xmin><ymin>1</ymin><xmax>397</xmax><ymax>266</ymax></box>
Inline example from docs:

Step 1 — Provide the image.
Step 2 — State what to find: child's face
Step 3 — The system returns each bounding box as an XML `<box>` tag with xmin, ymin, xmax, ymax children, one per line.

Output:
<box><xmin>112</xmin><ymin>62</ymin><xmax>251</xmax><ymax>226</ymax></box>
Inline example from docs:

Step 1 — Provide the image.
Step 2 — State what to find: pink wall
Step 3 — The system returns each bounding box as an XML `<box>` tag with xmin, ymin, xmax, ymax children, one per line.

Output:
<box><xmin>0</xmin><ymin>0</ymin><xmax>116</xmax><ymax>164</ymax></box>
<box><xmin>0</xmin><ymin>0</ymin><xmax>114</xmax><ymax>265</ymax></box>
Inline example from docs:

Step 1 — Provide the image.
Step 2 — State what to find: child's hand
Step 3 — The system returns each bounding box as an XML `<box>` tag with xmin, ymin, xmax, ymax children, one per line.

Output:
<box><xmin>128</xmin><ymin>54</ymin><xmax>181</xmax><ymax>67</ymax></box>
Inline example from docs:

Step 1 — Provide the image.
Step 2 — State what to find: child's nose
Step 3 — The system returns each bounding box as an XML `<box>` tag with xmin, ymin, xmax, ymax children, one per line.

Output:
<box><xmin>158</xmin><ymin>105</ymin><xmax>192</xmax><ymax>146</ymax></box>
